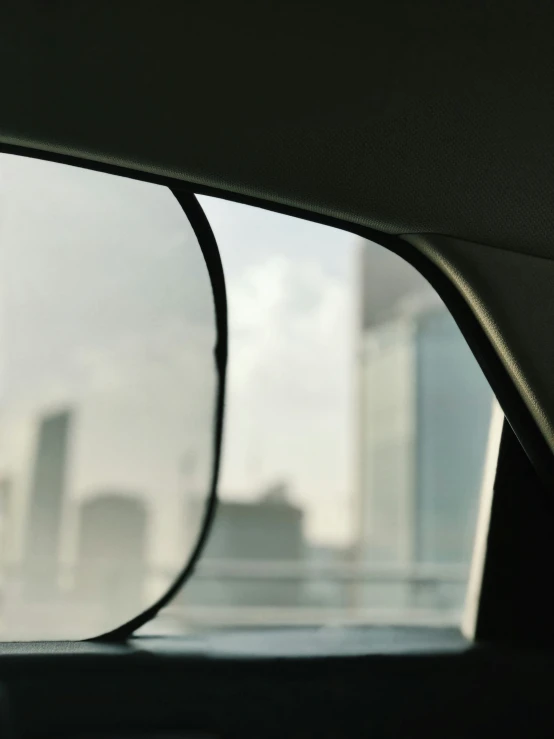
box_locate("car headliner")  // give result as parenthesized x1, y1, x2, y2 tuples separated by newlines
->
(1, 1, 551, 256)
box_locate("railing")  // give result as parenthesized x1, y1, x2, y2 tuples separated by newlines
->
(0, 558, 468, 583)
(191, 559, 467, 583)
(155, 559, 468, 631)
(0, 558, 469, 633)
(159, 604, 463, 629)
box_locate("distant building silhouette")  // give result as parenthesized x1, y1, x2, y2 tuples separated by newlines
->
(74, 493, 147, 623)
(23, 409, 72, 596)
(182, 483, 305, 608)
(355, 241, 492, 610)
(209, 486, 303, 561)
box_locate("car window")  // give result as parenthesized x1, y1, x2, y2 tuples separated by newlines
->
(0, 155, 221, 639)
(0, 156, 499, 640)
(150, 196, 498, 634)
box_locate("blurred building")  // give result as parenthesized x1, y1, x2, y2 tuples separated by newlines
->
(23, 409, 72, 596)
(74, 493, 147, 623)
(355, 241, 493, 610)
(181, 483, 305, 608)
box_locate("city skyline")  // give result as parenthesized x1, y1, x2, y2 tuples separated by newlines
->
(0, 154, 217, 570)
(0, 155, 497, 636)
(0, 160, 364, 563)
(0, 172, 497, 636)
(0, 162, 495, 570)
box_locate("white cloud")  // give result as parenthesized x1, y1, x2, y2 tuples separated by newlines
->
(218, 248, 356, 544)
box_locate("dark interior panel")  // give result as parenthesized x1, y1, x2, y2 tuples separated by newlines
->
(0, 633, 551, 737)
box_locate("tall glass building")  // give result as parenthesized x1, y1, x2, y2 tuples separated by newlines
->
(355, 241, 493, 612)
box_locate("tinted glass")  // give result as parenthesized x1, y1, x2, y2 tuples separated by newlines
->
(0, 155, 218, 639)
(151, 196, 497, 634)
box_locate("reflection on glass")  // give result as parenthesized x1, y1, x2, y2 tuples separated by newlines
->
(0, 155, 217, 639)
(151, 197, 496, 634)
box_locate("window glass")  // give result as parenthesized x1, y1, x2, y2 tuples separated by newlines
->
(153, 197, 497, 633)
(0, 155, 219, 639)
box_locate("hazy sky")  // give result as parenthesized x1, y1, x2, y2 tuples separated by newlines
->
(0, 155, 216, 571)
(199, 196, 360, 544)
(0, 154, 371, 580)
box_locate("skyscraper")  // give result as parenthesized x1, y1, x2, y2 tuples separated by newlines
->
(355, 241, 493, 611)
(23, 409, 72, 596)
(75, 493, 147, 626)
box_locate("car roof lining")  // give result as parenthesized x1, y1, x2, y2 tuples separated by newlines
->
(1, 1, 553, 258)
